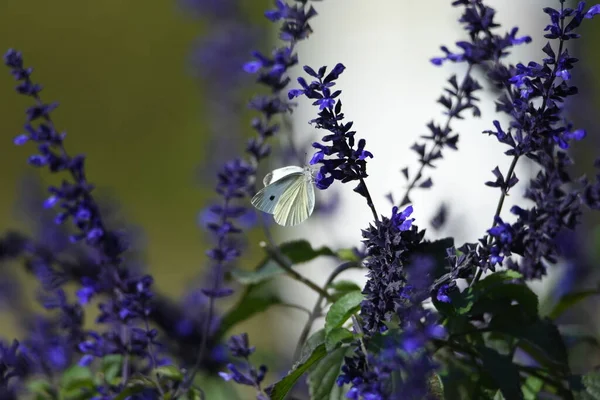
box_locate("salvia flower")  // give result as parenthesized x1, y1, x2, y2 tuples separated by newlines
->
(201, 0, 319, 303)
(219, 333, 268, 400)
(289, 63, 373, 193)
(474, 0, 599, 278)
(0, 340, 31, 399)
(338, 309, 445, 399)
(4, 50, 167, 391)
(187, 1, 322, 388)
(186, 0, 262, 183)
(400, 0, 532, 206)
(4, 49, 126, 266)
(244, 0, 317, 168)
(360, 205, 424, 335)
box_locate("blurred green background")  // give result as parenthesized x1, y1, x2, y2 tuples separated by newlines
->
(0, 0, 273, 348)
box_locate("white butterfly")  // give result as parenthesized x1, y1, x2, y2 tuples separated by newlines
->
(251, 166, 315, 227)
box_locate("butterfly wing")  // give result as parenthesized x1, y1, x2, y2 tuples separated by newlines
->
(263, 166, 304, 187)
(251, 172, 303, 215)
(273, 175, 314, 226)
(307, 178, 315, 217)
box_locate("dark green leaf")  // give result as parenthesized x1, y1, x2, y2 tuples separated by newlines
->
(478, 346, 523, 400)
(450, 270, 524, 316)
(266, 343, 328, 400)
(474, 283, 538, 319)
(277, 240, 336, 263)
(522, 376, 544, 400)
(439, 358, 478, 400)
(327, 280, 362, 301)
(336, 248, 360, 262)
(327, 280, 361, 293)
(231, 240, 335, 285)
(308, 347, 347, 400)
(325, 327, 354, 352)
(548, 290, 599, 320)
(154, 365, 184, 381)
(215, 281, 280, 339)
(578, 371, 600, 399)
(491, 317, 568, 372)
(181, 386, 205, 400)
(101, 354, 123, 385)
(59, 365, 96, 397)
(230, 263, 287, 285)
(494, 391, 506, 400)
(300, 329, 326, 360)
(27, 379, 56, 399)
(325, 291, 363, 334)
(113, 375, 157, 400)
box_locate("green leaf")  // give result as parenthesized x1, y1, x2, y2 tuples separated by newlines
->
(547, 290, 599, 320)
(336, 248, 360, 262)
(231, 240, 335, 285)
(27, 379, 56, 399)
(578, 371, 600, 399)
(522, 375, 544, 400)
(494, 390, 507, 400)
(325, 290, 364, 335)
(113, 375, 157, 400)
(439, 358, 479, 400)
(266, 342, 328, 400)
(215, 281, 281, 339)
(327, 280, 362, 301)
(327, 280, 361, 293)
(478, 346, 523, 400)
(60, 365, 94, 387)
(308, 347, 347, 400)
(451, 271, 532, 317)
(276, 240, 336, 262)
(154, 365, 184, 381)
(325, 327, 354, 352)
(59, 365, 96, 398)
(300, 329, 326, 360)
(101, 354, 123, 385)
(490, 315, 568, 372)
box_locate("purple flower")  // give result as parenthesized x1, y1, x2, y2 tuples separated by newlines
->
(4, 49, 127, 266)
(290, 64, 374, 196)
(0, 340, 31, 397)
(192, 0, 321, 386)
(219, 334, 268, 397)
(401, 0, 532, 206)
(471, 1, 600, 279)
(338, 309, 444, 399)
(360, 206, 425, 334)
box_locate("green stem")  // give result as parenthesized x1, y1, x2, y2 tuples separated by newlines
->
(262, 242, 334, 302)
(293, 261, 360, 360)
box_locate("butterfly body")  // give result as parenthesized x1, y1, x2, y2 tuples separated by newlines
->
(251, 166, 315, 226)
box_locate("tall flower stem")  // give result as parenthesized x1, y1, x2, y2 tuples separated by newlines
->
(257, 212, 332, 300)
(492, 155, 520, 224)
(472, 3, 569, 283)
(400, 64, 474, 206)
(359, 177, 380, 223)
(262, 242, 333, 301)
(293, 261, 360, 360)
